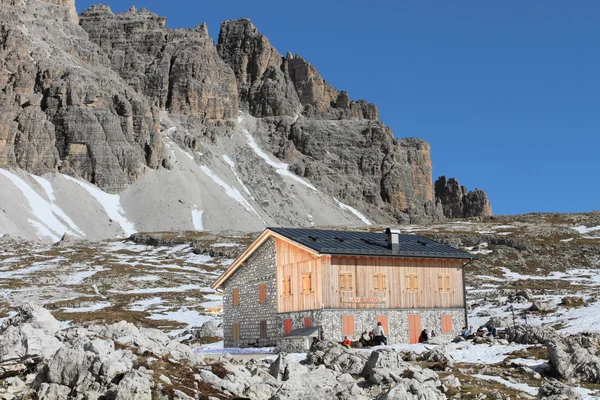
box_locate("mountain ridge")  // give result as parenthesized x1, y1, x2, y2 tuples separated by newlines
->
(0, 0, 491, 241)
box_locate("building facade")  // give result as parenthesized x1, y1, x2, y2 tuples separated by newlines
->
(213, 228, 474, 348)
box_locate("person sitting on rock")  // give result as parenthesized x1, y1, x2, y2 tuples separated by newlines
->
(460, 326, 469, 337)
(487, 323, 497, 337)
(359, 331, 372, 347)
(430, 330, 436, 338)
(371, 321, 387, 345)
(419, 329, 429, 343)
(342, 336, 352, 349)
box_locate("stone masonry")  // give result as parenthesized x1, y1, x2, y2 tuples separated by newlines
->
(222, 238, 278, 347)
(276, 308, 466, 345)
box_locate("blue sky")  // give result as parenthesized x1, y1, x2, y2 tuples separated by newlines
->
(76, 0, 599, 215)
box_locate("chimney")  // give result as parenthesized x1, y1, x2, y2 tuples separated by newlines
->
(385, 228, 401, 251)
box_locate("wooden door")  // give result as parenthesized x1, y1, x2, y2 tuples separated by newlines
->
(408, 314, 421, 344)
(376, 316, 389, 334)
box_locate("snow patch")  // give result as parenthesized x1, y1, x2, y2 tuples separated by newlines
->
(192, 209, 204, 230)
(573, 225, 600, 234)
(63, 175, 136, 237)
(62, 302, 111, 313)
(333, 198, 372, 225)
(222, 155, 254, 198)
(473, 374, 537, 396)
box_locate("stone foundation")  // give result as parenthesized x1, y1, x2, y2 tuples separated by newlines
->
(276, 308, 466, 345)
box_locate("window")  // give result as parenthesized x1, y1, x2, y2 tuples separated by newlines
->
(284, 319, 292, 335)
(374, 273, 387, 292)
(260, 320, 268, 338)
(304, 317, 312, 328)
(406, 274, 419, 293)
(376, 316, 388, 334)
(233, 288, 240, 306)
(441, 315, 453, 334)
(342, 316, 354, 335)
(259, 283, 267, 303)
(302, 272, 312, 294)
(339, 272, 354, 291)
(232, 322, 240, 340)
(282, 276, 291, 297)
(438, 274, 451, 293)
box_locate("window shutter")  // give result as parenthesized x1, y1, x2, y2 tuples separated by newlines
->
(232, 322, 240, 340)
(442, 315, 452, 333)
(342, 316, 354, 335)
(302, 272, 312, 294)
(406, 274, 412, 291)
(233, 288, 239, 306)
(259, 283, 266, 303)
(414, 275, 419, 291)
(374, 273, 380, 291)
(339, 273, 346, 291)
(284, 319, 292, 335)
(382, 273, 387, 291)
(260, 320, 267, 338)
(438, 274, 444, 291)
(445, 275, 451, 292)
(283, 276, 291, 296)
(304, 317, 312, 328)
(348, 273, 354, 290)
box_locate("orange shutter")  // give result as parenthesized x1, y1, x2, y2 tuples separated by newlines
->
(233, 288, 239, 306)
(304, 317, 312, 328)
(342, 316, 354, 335)
(376, 316, 388, 334)
(442, 315, 453, 333)
(232, 322, 240, 340)
(259, 284, 266, 303)
(302, 272, 312, 294)
(284, 319, 292, 335)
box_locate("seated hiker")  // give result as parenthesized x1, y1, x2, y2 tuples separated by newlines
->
(342, 336, 352, 349)
(418, 329, 429, 343)
(430, 330, 436, 338)
(371, 321, 387, 345)
(359, 331, 372, 347)
(460, 326, 469, 337)
(487, 323, 497, 337)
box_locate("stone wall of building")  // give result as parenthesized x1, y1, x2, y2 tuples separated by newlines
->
(276, 308, 466, 345)
(222, 238, 278, 347)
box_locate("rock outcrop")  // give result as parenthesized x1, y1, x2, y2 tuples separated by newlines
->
(435, 176, 493, 219)
(0, 0, 165, 193)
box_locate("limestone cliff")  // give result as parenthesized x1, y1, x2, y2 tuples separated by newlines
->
(0, 1, 491, 227)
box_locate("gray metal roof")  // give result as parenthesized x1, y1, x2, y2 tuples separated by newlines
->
(269, 227, 473, 260)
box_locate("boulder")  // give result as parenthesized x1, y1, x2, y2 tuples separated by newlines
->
(547, 333, 600, 383)
(504, 325, 560, 345)
(114, 370, 153, 400)
(418, 347, 454, 367)
(537, 378, 582, 400)
(530, 300, 557, 313)
(37, 383, 72, 400)
(0, 303, 60, 334)
(191, 320, 223, 338)
(305, 340, 369, 375)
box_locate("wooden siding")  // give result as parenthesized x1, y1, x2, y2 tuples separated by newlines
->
(275, 238, 324, 313)
(322, 256, 465, 309)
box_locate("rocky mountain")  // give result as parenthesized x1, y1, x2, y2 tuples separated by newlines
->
(0, 0, 491, 242)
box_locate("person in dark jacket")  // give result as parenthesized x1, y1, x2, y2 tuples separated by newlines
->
(418, 329, 429, 343)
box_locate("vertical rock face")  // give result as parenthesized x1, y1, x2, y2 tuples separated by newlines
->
(79, 6, 238, 120)
(217, 19, 378, 121)
(0, 0, 164, 192)
(217, 19, 441, 222)
(434, 176, 492, 218)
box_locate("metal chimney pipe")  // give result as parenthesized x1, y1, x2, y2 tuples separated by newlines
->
(385, 228, 401, 251)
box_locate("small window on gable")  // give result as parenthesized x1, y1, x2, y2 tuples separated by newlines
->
(406, 274, 419, 293)
(374, 272, 387, 292)
(282, 276, 291, 297)
(259, 283, 267, 303)
(302, 272, 312, 294)
(233, 287, 240, 306)
(339, 272, 354, 291)
(232, 322, 240, 340)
